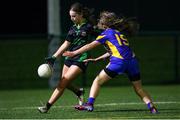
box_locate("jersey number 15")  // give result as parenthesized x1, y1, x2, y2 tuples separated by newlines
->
(115, 34, 129, 46)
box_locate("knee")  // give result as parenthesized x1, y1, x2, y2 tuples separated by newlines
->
(93, 76, 104, 86)
(56, 76, 69, 90)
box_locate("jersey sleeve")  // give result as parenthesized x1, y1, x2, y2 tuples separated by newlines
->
(95, 34, 107, 44)
(65, 27, 75, 43)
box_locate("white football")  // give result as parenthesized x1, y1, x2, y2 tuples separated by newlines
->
(37, 63, 53, 78)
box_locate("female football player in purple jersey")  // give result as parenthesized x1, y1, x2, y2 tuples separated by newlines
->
(63, 11, 158, 114)
(38, 2, 99, 113)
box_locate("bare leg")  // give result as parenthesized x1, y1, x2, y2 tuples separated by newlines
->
(74, 70, 112, 111)
(89, 70, 112, 98)
(61, 65, 82, 96)
(38, 65, 83, 113)
(132, 80, 158, 113)
(48, 65, 82, 105)
(132, 80, 152, 104)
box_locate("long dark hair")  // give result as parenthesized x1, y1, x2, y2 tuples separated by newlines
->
(70, 2, 97, 25)
(98, 11, 139, 36)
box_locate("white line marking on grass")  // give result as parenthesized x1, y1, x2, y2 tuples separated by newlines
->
(96, 101, 180, 106)
(0, 101, 179, 111)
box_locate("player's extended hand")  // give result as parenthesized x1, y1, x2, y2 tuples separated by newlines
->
(83, 58, 96, 63)
(63, 51, 76, 57)
(45, 56, 56, 66)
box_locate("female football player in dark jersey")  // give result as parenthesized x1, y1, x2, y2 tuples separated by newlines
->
(38, 2, 98, 113)
(63, 11, 158, 114)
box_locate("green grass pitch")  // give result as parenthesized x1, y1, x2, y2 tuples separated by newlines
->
(0, 85, 180, 119)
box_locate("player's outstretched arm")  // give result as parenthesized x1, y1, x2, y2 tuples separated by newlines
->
(63, 41, 101, 57)
(83, 52, 110, 63)
(53, 40, 71, 58)
(44, 40, 71, 66)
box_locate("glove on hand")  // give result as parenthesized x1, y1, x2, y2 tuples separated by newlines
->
(45, 56, 56, 66)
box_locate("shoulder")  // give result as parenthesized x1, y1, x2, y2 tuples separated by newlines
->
(102, 29, 117, 36)
(82, 22, 94, 30)
(107, 28, 117, 33)
(67, 26, 75, 35)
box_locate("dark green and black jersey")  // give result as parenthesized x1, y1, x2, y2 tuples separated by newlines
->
(65, 21, 98, 62)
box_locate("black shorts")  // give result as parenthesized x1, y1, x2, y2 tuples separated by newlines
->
(104, 68, 140, 81)
(104, 68, 118, 78)
(64, 60, 88, 72)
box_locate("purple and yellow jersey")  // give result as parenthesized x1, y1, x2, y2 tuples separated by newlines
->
(95, 28, 140, 80)
(95, 28, 135, 62)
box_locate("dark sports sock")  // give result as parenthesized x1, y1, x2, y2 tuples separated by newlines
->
(67, 85, 83, 97)
(76, 90, 82, 97)
(67, 86, 78, 95)
(76, 88, 84, 97)
(46, 102, 52, 110)
(87, 97, 95, 104)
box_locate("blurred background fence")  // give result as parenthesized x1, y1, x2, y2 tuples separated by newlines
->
(0, 31, 179, 89)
